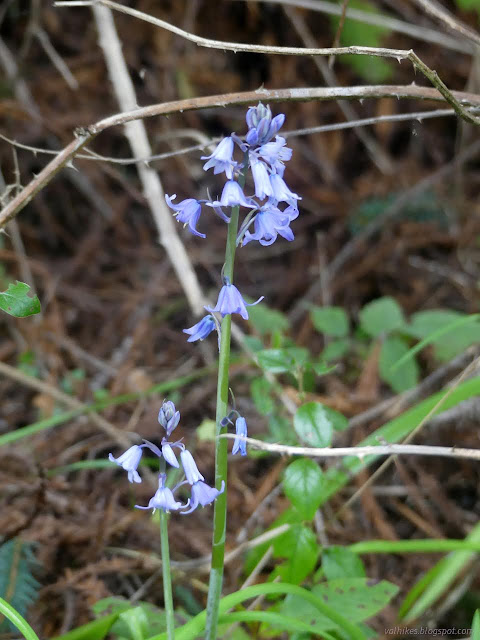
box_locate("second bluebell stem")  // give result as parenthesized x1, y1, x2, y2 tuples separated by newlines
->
(205, 163, 247, 639)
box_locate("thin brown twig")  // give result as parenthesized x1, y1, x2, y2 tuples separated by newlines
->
(219, 434, 480, 462)
(2, 82, 480, 229)
(329, 0, 349, 68)
(411, 0, 480, 47)
(231, 0, 472, 54)
(54, 0, 480, 128)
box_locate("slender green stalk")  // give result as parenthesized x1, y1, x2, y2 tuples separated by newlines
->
(159, 510, 175, 639)
(205, 203, 240, 640)
(206, 160, 249, 638)
(0, 597, 40, 640)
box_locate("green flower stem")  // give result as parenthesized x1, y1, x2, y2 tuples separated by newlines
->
(205, 208, 239, 640)
(206, 162, 248, 639)
(159, 509, 175, 640)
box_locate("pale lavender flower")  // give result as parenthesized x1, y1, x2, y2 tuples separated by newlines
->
(206, 279, 263, 320)
(158, 401, 180, 437)
(258, 136, 292, 173)
(183, 315, 216, 342)
(109, 444, 144, 483)
(181, 480, 225, 515)
(232, 417, 248, 456)
(242, 201, 294, 247)
(161, 440, 180, 468)
(165, 195, 205, 238)
(209, 180, 255, 209)
(269, 174, 301, 208)
(201, 137, 237, 179)
(135, 473, 187, 513)
(250, 154, 273, 200)
(181, 449, 205, 485)
(246, 103, 285, 146)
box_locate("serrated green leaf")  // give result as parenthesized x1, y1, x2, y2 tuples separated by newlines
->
(311, 306, 349, 337)
(247, 302, 290, 335)
(283, 458, 324, 520)
(359, 297, 405, 337)
(379, 335, 419, 393)
(0, 281, 40, 318)
(272, 524, 320, 584)
(281, 579, 398, 631)
(322, 547, 366, 581)
(250, 377, 275, 415)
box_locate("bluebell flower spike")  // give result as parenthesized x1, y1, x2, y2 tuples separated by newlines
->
(181, 480, 225, 515)
(165, 195, 206, 238)
(109, 444, 144, 483)
(232, 416, 248, 456)
(135, 473, 188, 513)
(206, 280, 263, 320)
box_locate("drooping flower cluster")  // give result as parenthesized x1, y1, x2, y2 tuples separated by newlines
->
(165, 102, 300, 249)
(176, 103, 301, 347)
(164, 105, 298, 458)
(109, 400, 225, 514)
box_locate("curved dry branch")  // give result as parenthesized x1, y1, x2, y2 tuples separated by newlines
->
(2, 84, 480, 228)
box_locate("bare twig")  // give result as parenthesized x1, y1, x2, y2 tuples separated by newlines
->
(35, 27, 79, 90)
(283, 5, 394, 174)
(219, 434, 480, 462)
(232, 0, 473, 55)
(55, 0, 480, 128)
(92, 3, 204, 314)
(329, 0, 350, 67)
(411, 0, 480, 47)
(3, 83, 480, 229)
(1, 107, 468, 166)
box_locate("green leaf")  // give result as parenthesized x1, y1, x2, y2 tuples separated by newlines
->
(400, 520, 480, 622)
(257, 347, 309, 374)
(322, 338, 350, 362)
(379, 335, 419, 393)
(322, 547, 366, 581)
(311, 306, 349, 337)
(294, 402, 346, 446)
(250, 377, 275, 415)
(247, 302, 290, 335)
(273, 524, 320, 584)
(472, 610, 480, 640)
(455, 0, 480, 13)
(0, 538, 40, 633)
(196, 419, 216, 442)
(359, 297, 405, 337)
(0, 597, 40, 640)
(283, 459, 324, 520)
(407, 310, 480, 361)
(281, 578, 398, 631)
(334, 1, 393, 83)
(51, 614, 120, 640)
(0, 281, 40, 318)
